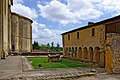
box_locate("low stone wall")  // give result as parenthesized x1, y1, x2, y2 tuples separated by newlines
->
(11, 52, 63, 56)
(106, 33, 120, 73)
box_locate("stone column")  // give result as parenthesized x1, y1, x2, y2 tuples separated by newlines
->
(30, 25, 32, 51)
(63, 47, 66, 57)
(81, 48, 84, 61)
(93, 49, 96, 63)
(77, 49, 79, 59)
(88, 49, 91, 62)
(99, 49, 105, 67)
(0, 0, 3, 59)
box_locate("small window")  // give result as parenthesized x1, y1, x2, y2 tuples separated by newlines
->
(77, 32, 79, 39)
(68, 34, 70, 40)
(92, 28, 95, 36)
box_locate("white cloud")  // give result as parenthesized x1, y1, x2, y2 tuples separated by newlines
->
(91, 0, 120, 15)
(32, 21, 64, 46)
(68, 0, 103, 19)
(37, 0, 120, 25)
(11, 3, 38, 19)
(13, 0, 23, 4)
(37, 0, 103, 25)
(37, 0, 79, 25)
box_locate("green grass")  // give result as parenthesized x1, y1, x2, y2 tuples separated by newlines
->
(27, 57, 87, 69)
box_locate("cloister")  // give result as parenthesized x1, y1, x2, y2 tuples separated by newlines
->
(64, 47, 104, 66)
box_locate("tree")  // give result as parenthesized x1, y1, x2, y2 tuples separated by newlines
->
(40, 44, 47, 50)
(47, 43, 50, 49)
(51, 42, 54, 51)
(56, 43, 60, 52)
(32, 41, 39, 49)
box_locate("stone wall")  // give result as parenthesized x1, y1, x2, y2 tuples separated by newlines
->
(105, 33, 120, 73)
(0, 0, 3, 59)
(11, 13, 32, 52)
(0, 0, 12, 59)
(11, 14, 19, 52)
(62, 24, 106, 67)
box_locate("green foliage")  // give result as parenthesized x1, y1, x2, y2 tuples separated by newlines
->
(56, 43, 60, 52)
(47, 43, 50, 49)
(27, 57, 88, 69)
(32, 41, 63, 52)
(32, 41, 39, 49)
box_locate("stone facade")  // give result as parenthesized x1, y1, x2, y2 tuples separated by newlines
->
(11, 12, 32, 52)
(62, 16, 120, 73)
(0, 0, 12, 59)
(106, 33, 120, 73)
(0, 0, 32, 60)
(62, 24, 105, 67)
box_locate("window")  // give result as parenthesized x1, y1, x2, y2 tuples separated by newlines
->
(77, 32, 79, 39)
(92, 28, 95, 36)
(68, 34, 70, 40)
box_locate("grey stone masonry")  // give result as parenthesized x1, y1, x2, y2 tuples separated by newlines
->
(106, 33, 120, 73)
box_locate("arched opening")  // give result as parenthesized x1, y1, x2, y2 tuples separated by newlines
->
(89, 47, 93, 62)
(75, 47, 77, 58)
(95, 47, 100, 63)
(84, 47, 88, 59)
(66, 47, 69, 57)
(69, 47, 71, 58)
(72, 47, 74, 58)
(79, 47, 82, 58)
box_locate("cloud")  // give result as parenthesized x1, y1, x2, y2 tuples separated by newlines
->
(37, 0, 103, 25)
(68, 0, 103, 19)
(11, 2, 38, 19)
(88, 0, 120, 16)
(13, 0, 23, 4)
(32, 21, 64, 46)
(37, 0, 79, 25)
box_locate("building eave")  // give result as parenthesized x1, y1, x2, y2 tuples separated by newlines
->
(11, 12, 33, 23)
(61, 15, 120, 35)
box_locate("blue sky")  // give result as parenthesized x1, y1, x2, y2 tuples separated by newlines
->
(11, 0, 120, 46)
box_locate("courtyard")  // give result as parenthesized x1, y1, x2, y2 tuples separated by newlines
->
(27, 57, 87, 69)
(0, 56, 119, 80)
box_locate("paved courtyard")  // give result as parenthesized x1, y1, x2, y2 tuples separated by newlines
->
(0, 56, 119, 80)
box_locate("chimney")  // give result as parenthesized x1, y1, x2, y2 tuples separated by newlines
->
(88, 22, 94, 26)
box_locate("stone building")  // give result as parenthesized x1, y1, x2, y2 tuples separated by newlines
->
(0, 0, 13, 59)
(11, 12, 32, 52)
(0, 0, 32, 60)
(62, 15, 120, 73)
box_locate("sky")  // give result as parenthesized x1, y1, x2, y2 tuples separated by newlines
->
(11, 0, 120, 46)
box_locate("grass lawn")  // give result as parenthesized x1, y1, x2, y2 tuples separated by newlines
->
(27, 57, 87, 69)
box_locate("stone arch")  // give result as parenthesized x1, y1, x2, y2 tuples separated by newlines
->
(95, 47, 100, 63)
(69, 47, 71, 57)
(89, 47, 94, 62)
(72, 47, 74, 58)
(84, 47, 88, 59)
(79, 47, 82, 58)
(75, 47, 77, 58)
(65, 47, 69, 57)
